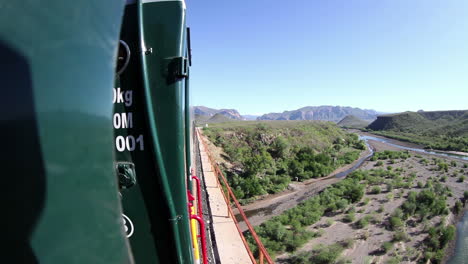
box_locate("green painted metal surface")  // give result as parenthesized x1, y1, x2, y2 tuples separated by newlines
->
(138, 0, 194, 263)
(1, 1, 195, 263)
(0, 1, 133, 263)
(115, 1, 194, 263)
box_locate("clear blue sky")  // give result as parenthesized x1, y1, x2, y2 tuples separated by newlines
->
(187, 0, 468, 115)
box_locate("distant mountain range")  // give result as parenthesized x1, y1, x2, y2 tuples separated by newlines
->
(194, 105, 380, 124)
(257, 106, 378, 122)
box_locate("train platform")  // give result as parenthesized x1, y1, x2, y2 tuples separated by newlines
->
(197, 132, 252, 264)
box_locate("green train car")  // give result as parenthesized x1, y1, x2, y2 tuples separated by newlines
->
(1, 0, 203, 263)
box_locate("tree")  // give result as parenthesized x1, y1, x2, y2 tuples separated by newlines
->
(439, 225, 455, 247)
(272, 136, 290, 158)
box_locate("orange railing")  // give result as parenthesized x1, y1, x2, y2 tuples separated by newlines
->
(196, 128, 274, 264)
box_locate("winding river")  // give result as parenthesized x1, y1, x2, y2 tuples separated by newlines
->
(360, 135, 468, 161)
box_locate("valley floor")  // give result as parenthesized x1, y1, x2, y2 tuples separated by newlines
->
(275, 139, 468, 264)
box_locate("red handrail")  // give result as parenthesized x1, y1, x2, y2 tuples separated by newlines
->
(191, 172, 203, 219)
(187, 190, 208, 264)
(190, 214, 208, 264)
(196, 128, 274, 264)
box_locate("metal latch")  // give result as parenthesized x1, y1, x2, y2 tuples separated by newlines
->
(165, 56, 188, 81)
(116, 162, 137, 189)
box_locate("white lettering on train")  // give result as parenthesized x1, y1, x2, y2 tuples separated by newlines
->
(113, 87, 133, 107)
(113, 112, 133, 129)
(115, 135, 144, 152)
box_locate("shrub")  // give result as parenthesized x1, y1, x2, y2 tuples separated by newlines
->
(362, 197, 371, 205)
(454, 201, 463, 214)
(376, 161, 383, 167)
(343, 212, 355, 223)
(310, 244, 344, 264)
(324, 219, 334, 227)
(458, 175, 466, 182)
(289, 244, 345, 264)
(377, 205, 384, 213)
(389, 216, 404, 231)
(386, 182, 394, 192)
(417, 181, 424, 188)
(386, 193, 394, 201)
(371, 186, 381, 194)
(393, 230, 408, 242)
(438, 162, 449, 172)
(441, 175, 447, 182)
(382, 241, 393, 253)
(355, 216, 370, 229)
(451, 161, 457, 167)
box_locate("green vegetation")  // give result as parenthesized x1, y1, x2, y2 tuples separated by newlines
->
(367, 110, 468, 152)
(203, 121, 365, 200)
(393, 230, 408, 242)
(373, 150, 411, 160)
(289, 244, 344, 264)
(424, 225, 456, 263)
(355, 216, 371, 229)
(400, 186, 449, 220)
(343, 212, 355, 223)
(389, 216, 404, 231)
(437, 162, 449, 172)
(388, 181, 455, 263)
(382, 242, 393, 253)
(454, 201, 463, 214)
(371, 186, 381, 194)
(246, 171, 366, 257)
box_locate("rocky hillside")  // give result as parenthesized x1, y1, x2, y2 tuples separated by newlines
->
(193, 106, 244, 121)
(368, 110, 468, 135)
(337, 115, 371, 128)
(203, 121, 365, 200)
(257, 106, 377, 122)
(367, 110, 468, 151)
